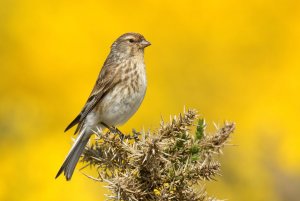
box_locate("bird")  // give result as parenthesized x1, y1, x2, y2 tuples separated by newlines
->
(56, 32, 151, 180)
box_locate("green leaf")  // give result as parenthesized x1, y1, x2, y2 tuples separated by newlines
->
(195, 119, 206, 140)
(190, 145, 200, 154)
(191, 154, 199, 162)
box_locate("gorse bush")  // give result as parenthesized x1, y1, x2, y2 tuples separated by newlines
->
(81, 109, 235, 201)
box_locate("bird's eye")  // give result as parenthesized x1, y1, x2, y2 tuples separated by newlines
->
(129, 39, 135, 43)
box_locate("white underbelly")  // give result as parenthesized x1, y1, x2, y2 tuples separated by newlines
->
(100, 84, 146, 126)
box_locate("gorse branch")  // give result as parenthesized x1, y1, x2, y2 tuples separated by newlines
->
(81, 109, 235, 201)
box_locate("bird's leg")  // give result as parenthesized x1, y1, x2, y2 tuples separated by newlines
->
(112, 126, 126, 140)
(101, 122, 126, 140)
(100, 122, 109, 130)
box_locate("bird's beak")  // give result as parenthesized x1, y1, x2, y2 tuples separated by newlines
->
(140, 40, 151, 48)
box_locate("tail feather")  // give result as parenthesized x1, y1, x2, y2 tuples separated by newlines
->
(56, 130, 90, 180)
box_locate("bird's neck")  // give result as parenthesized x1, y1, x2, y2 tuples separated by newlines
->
(109, 47, 144, 62)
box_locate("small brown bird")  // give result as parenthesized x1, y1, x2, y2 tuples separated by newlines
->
(56, 33, 151, 180)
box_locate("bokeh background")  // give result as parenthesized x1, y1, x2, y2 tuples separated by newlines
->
(1, 0, 300, 200)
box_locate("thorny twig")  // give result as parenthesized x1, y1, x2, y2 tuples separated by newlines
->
(81, 109, 235, 201)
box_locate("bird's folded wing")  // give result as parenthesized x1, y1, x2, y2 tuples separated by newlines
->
(65, 70, 121, 133)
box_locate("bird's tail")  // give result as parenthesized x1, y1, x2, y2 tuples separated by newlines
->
(55, 129, 91, 180)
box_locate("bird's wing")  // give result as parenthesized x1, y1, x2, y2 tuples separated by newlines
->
(65, 63, 121, 133)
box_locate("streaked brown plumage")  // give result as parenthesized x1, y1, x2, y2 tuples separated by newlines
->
(56, 33, 150, 180)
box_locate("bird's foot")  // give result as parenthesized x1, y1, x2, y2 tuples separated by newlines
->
(132, 129, 141, 141)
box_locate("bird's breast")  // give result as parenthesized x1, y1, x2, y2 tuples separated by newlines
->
(121, 60, 147, 110)
(99, 60, 147, 126)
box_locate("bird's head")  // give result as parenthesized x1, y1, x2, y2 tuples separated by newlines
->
(111, 33, 151, 58)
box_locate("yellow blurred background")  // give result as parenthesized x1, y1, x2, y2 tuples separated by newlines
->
(1, 0, 300, 200)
